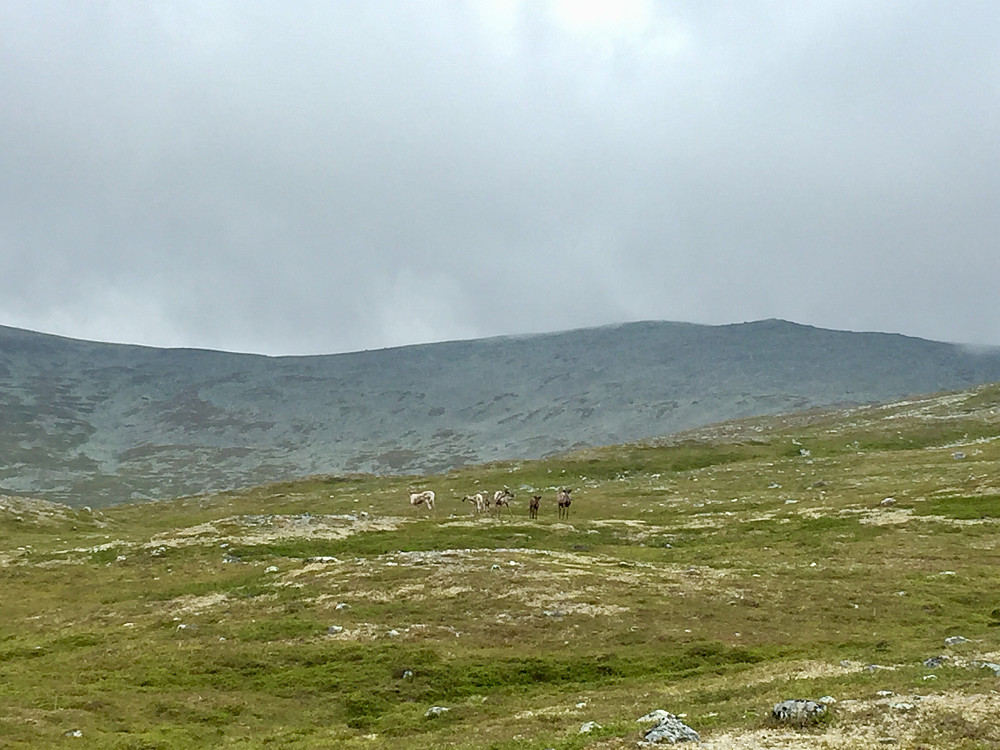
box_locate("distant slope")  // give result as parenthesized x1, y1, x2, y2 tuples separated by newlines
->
(3, 319, 1000, 506)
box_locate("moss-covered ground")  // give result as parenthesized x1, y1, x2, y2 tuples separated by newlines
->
(3, 384, 1000, 747)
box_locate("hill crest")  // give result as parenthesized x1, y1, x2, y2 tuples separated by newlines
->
(3, 319, 1000, 506)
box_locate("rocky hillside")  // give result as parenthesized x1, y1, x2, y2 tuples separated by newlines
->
(3, 318, 1000, 505)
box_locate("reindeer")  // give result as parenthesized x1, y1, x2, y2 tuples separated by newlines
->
(463, 493, 488, 515)
(408, 490, 435, 513)
(557, 488, 572, 519)
(529, 495, 541, 519)
(492, 487, 514, 517)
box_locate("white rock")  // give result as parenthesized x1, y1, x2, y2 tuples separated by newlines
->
(579, 721, 601, 733)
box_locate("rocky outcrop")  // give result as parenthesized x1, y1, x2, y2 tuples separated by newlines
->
(637, 709, 700, 744)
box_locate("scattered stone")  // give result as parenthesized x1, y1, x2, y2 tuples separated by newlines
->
(388, 629, 400, 637)
(864, 664, 888, 672)
(876, 690, 894, 697)
(335, 602, 349, 610)
(264, 565, 278, 573)
(818, 696, 836, 704)
(64, 729, 83, 738)
(637, 710, 700, 744)
(953, 451, 966, 460)
(771, 699, 827, 723)
(425, 706, 449, 718)
(327, 625, 344, 634)
(945, 636, 969, 646)
(638, 710, 674, 724)
(222, 553, 241, 564)
(402, 669, 414, 679)
(768, 482, 782, 489)
(877, 737, 898, 744)
(890, 702, 915, 711)
(880, 497, 896, 507)
(924, 655, 948, 668)
(579, 721, 601, 733)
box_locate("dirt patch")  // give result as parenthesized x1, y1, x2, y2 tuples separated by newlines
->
(144, 513, 410, 549)
(166, 592, 230, 616)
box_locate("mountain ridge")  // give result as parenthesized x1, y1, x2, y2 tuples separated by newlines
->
(3, 318, 1000, 506)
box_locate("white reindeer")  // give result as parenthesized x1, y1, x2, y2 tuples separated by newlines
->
(409, 490, 435, 512)
(463, 493, 488, 515)
(492, 487, 514, 517)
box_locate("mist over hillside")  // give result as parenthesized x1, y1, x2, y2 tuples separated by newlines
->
(3, 319, 1000, 506)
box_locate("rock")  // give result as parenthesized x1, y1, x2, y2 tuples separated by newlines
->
(924, 655, 948, 668)
(579, 721, 601, 733)
(425, 706, 449, 718)
(890, 702, 915, 711)
(978, 662, 1000, 676)
(953, 451, 966, 460)
(945, 636, 969, 646)
(638, 710, 700, 744)
(772, 699, 827, 723)
(880, 497, 896, 507)
(63, 729, 83, 738)
(327, 625, 344, 634)
(265, 565, 278, 573)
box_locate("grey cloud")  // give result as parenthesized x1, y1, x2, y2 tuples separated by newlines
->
(1, 1, 998, 353)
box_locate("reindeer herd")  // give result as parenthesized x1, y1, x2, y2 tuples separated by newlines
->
(409, 487, 572, 519)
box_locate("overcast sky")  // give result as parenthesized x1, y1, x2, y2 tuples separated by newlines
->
(2, 1, 998, 355)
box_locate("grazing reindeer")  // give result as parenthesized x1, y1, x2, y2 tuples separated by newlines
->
(463, 493, 487, 515)
(529, 495, 541, 519)
(409, 490, 435, 513)
(557, 488, 572, 519)
(492, 487, 514, 517)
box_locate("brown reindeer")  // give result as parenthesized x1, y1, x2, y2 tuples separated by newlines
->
(529, 495, 541, 519)
(557, 488, 572, 519)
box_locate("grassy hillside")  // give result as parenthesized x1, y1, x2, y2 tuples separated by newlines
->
(5, 319, 1000, 506)
(3, 384, 1000, 747)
